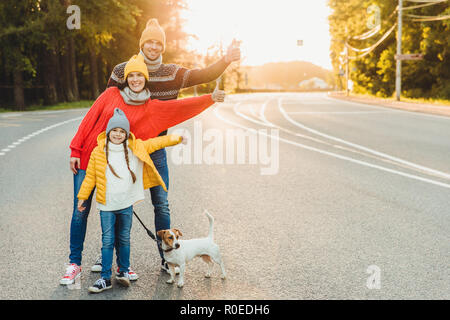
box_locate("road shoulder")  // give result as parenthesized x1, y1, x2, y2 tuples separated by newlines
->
(328, 92, 450, 118)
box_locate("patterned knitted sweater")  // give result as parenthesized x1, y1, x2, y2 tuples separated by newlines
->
(107, 56, 230, 101)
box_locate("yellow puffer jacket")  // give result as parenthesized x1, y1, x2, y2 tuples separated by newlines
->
(77, 131, 182, 205)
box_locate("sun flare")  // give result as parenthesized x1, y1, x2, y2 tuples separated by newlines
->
(181, 0, 332, 69)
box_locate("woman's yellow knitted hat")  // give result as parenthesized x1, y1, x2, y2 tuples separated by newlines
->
(124, 54, 149, 81)
(139, 18, 166, 52)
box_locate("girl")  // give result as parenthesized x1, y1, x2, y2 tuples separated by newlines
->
(77, 108, 184, 293)
(60, 54, 225, 285)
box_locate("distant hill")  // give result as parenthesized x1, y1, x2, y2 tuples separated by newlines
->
(241, 61, 333, 91)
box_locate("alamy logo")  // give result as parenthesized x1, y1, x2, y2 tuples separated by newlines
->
(366, 265, 381, 289)
(170, 121, 280, 175)
(366, 4, 381, 30)
(66, 5, 81, 30)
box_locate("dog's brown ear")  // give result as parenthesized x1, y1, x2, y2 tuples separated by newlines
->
(173, 228, 183, 238)
(157, 230, 166, 239)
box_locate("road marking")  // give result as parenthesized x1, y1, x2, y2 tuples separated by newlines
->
(287, 111, 393, 114)
(0, 116, 83, 157)
(278, 98, 450, 181)
(214, 102, 450, 190)
(235, 101, 331, 145)
(245, 99, 445, 175)
(238, 98, 450, 179)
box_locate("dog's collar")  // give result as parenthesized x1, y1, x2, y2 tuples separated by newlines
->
(163, 246, 178, 253)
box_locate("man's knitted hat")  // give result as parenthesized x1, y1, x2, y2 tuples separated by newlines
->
(124, 54, 149, 81)
(139, 18, 166, 52)
(106, 108, 130, 138)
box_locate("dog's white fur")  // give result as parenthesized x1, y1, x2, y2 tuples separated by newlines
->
(157, 210, 226, 288)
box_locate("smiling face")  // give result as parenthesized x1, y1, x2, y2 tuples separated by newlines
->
(108, 127, 127, 145)
(157, 229, 182, 249)
(142, 39, 163, 61)
(126, 72, 147, 93)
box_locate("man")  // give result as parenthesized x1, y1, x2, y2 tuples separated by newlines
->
(91, 18, 240, 278)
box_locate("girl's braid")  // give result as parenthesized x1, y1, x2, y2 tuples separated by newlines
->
(123, 140, 136, 183)
(106, 137, 121, 179)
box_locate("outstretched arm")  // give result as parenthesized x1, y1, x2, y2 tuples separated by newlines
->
(147, 94, 215, 136)
(147, 84, 225, 135)
(143, 135, 183, 154)
(183, 40, 241, 88)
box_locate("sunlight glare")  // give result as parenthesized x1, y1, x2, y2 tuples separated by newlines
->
(182, 0, 332, 69)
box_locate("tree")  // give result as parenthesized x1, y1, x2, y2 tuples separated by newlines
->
(0, 0, 193, 109)
(328, 0, 450, 99)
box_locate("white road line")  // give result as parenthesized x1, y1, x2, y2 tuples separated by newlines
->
(0, 116, 83, 157)
(241, 98, 450, 178)
(214, 102, 450, 190)
(235, 101, 331, 145)
(278, 98, 450, 181)
(287, 111, 393, 115)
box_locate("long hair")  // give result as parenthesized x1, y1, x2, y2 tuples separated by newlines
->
(122, 139, 136, 184)
(105, 135, 136, 184)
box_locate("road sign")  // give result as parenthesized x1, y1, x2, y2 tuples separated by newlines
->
(395, 53, 424, 60)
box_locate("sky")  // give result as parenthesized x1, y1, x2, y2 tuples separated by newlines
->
(181, 0, 332, 70)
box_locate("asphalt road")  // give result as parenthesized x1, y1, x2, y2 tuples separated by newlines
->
(0, 92, 449, 300)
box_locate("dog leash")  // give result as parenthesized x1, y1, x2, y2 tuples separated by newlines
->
(133, 210, 161, 246)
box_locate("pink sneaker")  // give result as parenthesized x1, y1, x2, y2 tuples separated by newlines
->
(60, 263, 82, 285)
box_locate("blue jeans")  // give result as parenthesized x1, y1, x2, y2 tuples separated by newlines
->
(100, 206, 133, 279)
(150, 148, 171, 260)
(115, 148, 171, 265)
(69, 169, 94, 266)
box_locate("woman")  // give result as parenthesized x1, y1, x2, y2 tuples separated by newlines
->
(60, 54, 225, 285)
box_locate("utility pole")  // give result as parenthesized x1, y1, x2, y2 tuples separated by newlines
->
(395, 0, 403, 101)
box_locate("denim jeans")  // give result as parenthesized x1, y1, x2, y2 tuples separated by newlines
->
(115, 148, 171, 265)
(69, 169, 95, 266)
(149, 148, 171, 259)
(100, 206, 133, 280)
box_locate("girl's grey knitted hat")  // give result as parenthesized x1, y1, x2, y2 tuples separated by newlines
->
(106, 108, 130, 137)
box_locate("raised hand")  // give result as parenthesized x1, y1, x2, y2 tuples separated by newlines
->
(212, 80, 226, 102)
(224, 38, 241, 63)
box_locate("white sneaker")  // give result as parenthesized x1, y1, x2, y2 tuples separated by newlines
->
(60, 263, 82, 285)
(116, 267, 139, 281)
(116, 271, 131, 287)
(91, 255, 102, 272)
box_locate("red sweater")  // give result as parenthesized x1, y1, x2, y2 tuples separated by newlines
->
(70, 87, 214, 170)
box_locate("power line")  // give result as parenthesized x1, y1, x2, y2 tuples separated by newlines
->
(403, 0, 447, 10)
(404, 0, 447, 3)
(350, 6, 398, 41)
(406, 14, 450, 21)
(347, 23, 397, 59)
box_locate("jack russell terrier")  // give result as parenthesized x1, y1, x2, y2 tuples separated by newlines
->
(157, 210, 226, 288)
